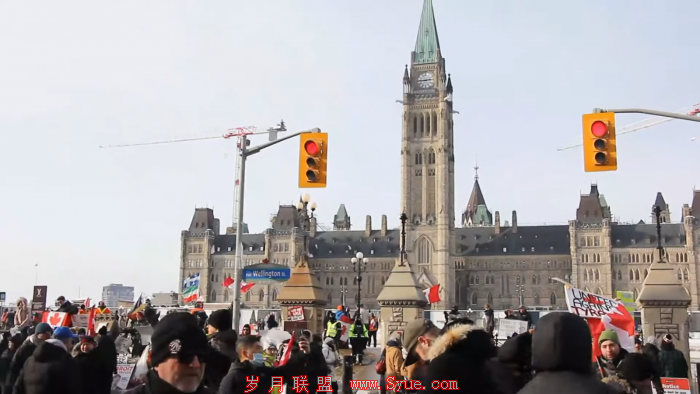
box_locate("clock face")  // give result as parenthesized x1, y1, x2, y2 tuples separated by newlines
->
(417, 72, 434, 88)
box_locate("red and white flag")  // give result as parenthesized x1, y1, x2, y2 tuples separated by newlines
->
(278, 331, 296, 366)
(222, 277, 255, 294)
(564, 285, 635, 361)
(41, 311, 71, 328)
(423, 284, 441, 304)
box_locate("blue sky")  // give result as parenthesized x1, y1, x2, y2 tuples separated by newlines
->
(0, 1, 697, 303)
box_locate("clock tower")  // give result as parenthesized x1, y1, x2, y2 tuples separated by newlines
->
(401, 0, 456, 309)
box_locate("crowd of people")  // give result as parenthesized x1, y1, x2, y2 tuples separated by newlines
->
(378, 305, 690, 394)
(0, 293, 694, 394)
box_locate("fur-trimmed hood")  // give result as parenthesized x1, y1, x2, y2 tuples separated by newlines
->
(602, 375, 634, 394)
(427, 324, 493, 361)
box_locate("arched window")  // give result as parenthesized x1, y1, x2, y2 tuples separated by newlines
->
(245, 290, 251, 302)
(533, 293, 540, 306)
(258, 289, 265, 302)
(634, 270, 640, 281)
(633, 288, 639, 300)
(516, 276, 521, 286)
(416, 237, 433, 265)
(415, 152, 423, 165)
(223, 289, 229, 302)
(584, 270, 589, 282)
(487, 293, 493, 305)
(684, 269, 690, 282)
(536, 275, 541, 285)
(326, 277, 330, 285)
(475, 276, 480, 285)
(272, 288, 278, 302)
(595, 269, 600, 281)
(532, 275, 536, 285)
(428, 150, 436, 164)
(470, 292, 478, 305)
(209, 289, 216, 302)
(549, 292, 557, 305)
(629, 269, 634, 281)
(327, 292, 332, 304)
(617, 270, 622, 281)
(678, 269, 683, 281)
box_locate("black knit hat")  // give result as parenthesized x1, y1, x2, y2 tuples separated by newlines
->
(150, 312, 210, 366)
(207, 309, 232, 331)
(619, 353, 654, 382)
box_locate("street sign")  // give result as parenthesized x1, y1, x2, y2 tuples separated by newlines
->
(32, 285, 48, 311)
(242, 263, 291, 283)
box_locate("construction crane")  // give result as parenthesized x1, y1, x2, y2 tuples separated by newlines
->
(557, 103, 700, 151)
(100, 120, 288, 229)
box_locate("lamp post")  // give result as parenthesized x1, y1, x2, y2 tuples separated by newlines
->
(295, 193, 317, 267)
(351, 252, 369, 308)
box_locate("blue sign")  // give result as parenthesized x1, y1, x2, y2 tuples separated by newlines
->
(243, 265, 291, 282)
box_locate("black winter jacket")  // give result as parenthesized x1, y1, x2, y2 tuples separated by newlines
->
(124, 370, 213, 394)
(13, 341, 81, 394)
(5, 336, 41, 390)
(203, 330, 238, 392)
(218, 354, 308, 394)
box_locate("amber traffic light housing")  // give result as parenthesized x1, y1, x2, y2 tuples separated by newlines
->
(582, 112, 617, 172)
(299, 132, 328, 188)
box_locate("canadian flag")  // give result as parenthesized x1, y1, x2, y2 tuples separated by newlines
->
(41, 311, 71, 328)
(564, 286, 635, 361)
(423, 284, 441, 304)
(222, 277, 255, 294)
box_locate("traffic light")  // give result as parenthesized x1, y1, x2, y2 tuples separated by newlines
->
(582, 112, 617, 172)
(299, 132, 328, 188)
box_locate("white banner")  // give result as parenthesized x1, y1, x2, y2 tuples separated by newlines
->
(564, 286, 618, 318)
(71, 314, 90, 328)
(496, 319, 529, 340)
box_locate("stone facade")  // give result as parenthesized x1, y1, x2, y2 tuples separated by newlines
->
(177, 1, 700, 312)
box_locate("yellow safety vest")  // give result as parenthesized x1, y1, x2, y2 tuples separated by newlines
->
(326, 321, 338, 337)
(349, 324, 368, 338)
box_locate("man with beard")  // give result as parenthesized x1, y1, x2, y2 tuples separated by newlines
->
(124, 312, 211, 394)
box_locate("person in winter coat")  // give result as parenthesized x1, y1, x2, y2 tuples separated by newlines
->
(658, 334, 688, 378)
(641, 344, 665, 394)
(55, 296, 78, 315)
(601, 353, 655, 394)
(399, 319, 440, 393)
(95, 325, 118, 393)
(515, 306, 532, 327)
(13, 299, 30, 330)
(487, 331, 533, 394)
(124, 312, 212, 394)
(218, 334, 310, 394)
(517, 312, 620, 394)
(595, 330, 629, 379)
(321, 337, 339, 394)
(482, 304, 495, 337)
(425, 320, 498, 394)
(5, 323, 53, 390)
(13, 338, 81, 394)
(204, 310, 238, 392)
(0, 334, 22, 394)
(73, 337, 104, 394)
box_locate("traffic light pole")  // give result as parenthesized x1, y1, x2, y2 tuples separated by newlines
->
(595, 108, 700, 123)
(231, 128, 321, 332)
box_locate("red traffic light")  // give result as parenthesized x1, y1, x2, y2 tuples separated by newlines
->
(304, 140, 321, 156)
(590, 120, 608, 138)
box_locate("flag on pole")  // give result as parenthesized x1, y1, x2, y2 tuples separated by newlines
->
(423, 284, 441, 304)
(563, 285, 635, 362)
(182, 273, 201, 304)
(222, 277, 255, 294)
(278, 331, 296, 366)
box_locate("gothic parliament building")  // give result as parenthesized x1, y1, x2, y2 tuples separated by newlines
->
(178, 0, 700, 311)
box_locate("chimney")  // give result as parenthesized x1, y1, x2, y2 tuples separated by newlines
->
(365, 215, 372, 237)
(512, 210, 518, 233)
(381, 215, 388, 236)
(213, 218, 220, 235)
(682, 204, 691, 219)
(494, 211, 501, 234)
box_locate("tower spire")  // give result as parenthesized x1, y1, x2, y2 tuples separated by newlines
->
(414, 0, 441, 65)
(474, 156, 479, 180)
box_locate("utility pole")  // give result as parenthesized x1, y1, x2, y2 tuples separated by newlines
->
(594, 108, 700, 123)
(231, 128, 321, 331)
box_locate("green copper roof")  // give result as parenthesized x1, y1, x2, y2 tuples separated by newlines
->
(414, 0, 441, 64)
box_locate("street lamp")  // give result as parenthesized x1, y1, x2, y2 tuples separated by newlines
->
(351, 251, 369, 307)
(296, 194, 317, 267)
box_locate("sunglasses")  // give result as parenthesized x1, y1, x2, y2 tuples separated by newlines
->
(174, 352, 208, 365)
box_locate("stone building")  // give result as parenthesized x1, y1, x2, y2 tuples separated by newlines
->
(178, 0, 700, 311)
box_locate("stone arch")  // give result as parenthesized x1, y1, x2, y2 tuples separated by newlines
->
(415, 236, 434, 265)
(470, 292, 478, 305)
(549, 292, 557, 305)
